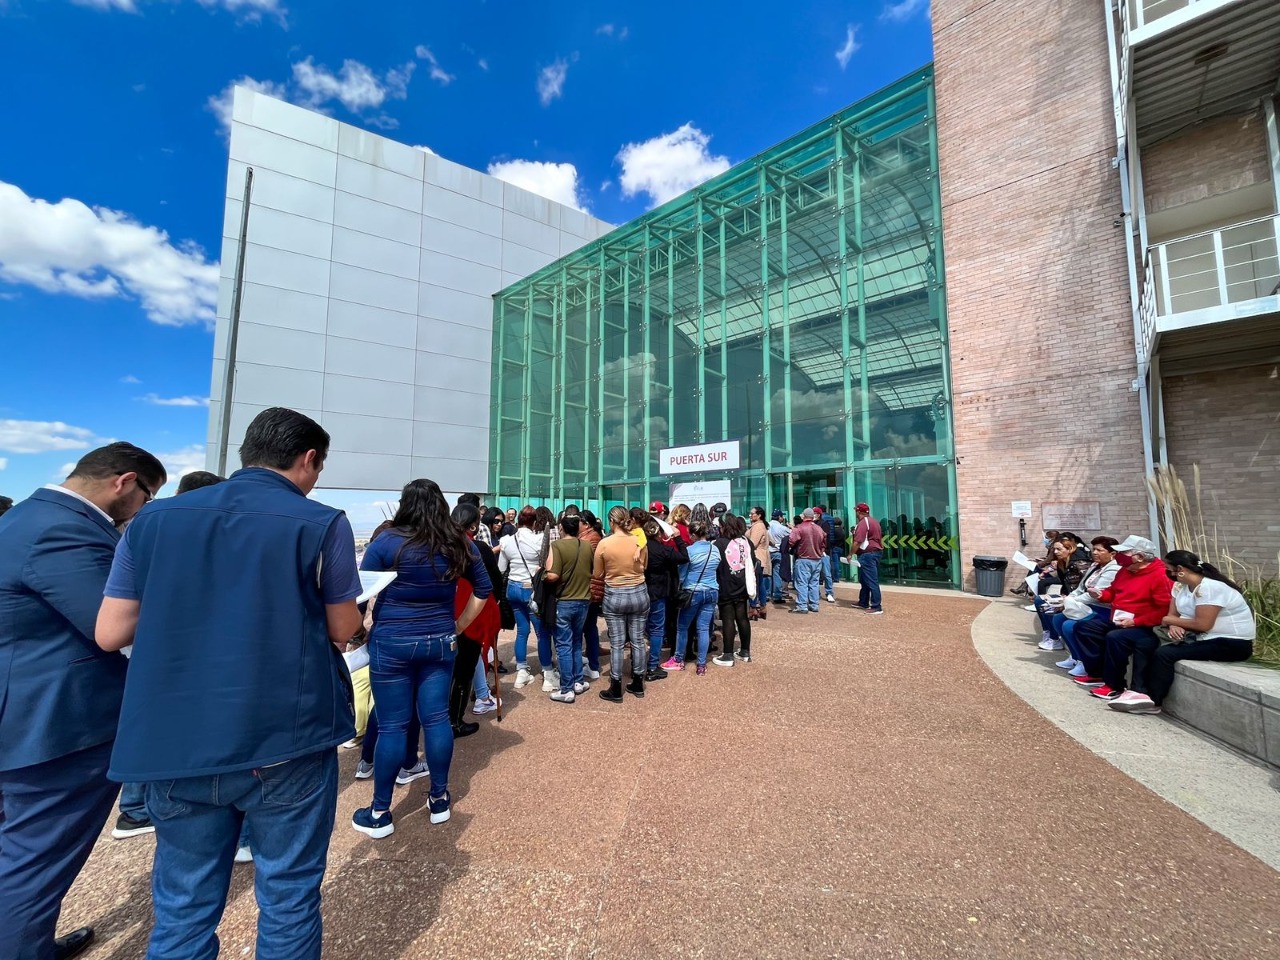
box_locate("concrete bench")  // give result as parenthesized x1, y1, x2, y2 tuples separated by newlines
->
(1164, 659, 1280, 768)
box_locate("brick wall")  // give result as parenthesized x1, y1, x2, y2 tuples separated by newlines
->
(1142, 107, 1272, 217)
(1162, 363, 1280, 571)
(933, 0, 1151, 590)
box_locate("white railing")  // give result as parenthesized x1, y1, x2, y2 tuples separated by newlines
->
(1146, 215, 1280, 318)
(1127, 0, 1216, 31)
(1137, 249, 1159, 366)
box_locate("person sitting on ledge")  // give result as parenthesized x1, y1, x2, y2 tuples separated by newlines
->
(1069, 535, 1172, 702)
(1109, 550, 1256, 715)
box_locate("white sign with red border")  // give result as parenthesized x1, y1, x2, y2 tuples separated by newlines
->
(658, 440, 741, 475)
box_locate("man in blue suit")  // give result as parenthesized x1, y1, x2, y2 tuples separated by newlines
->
(0, 442, 166, 960)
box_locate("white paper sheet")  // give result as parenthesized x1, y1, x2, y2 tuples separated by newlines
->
(357, 571, 398, 604)
(1012, 551, 1038, 571)
(1024, 574, 1040, 594)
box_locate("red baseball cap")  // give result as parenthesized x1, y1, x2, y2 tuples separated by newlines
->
(649, 501, 667, 513)
(856, 502, 871, 513)
(813, 506, 824, 515)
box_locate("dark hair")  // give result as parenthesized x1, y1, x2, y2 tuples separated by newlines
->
(482, 507, 504, 529)
(629, 506, 649, 530)
(388, 478, 472, 579)
(68, 441, 166, 490)
(517, 506, 537, 529)
(1060, 531, 1081, 545)
(458, 493, 481, 507)
(534, 505, 556, 533)
(816, 504, 828, 512)
(750, 505, 765, 520)
(580, 509, 602, 534)
(688, 519, 709, 540)
(451, 502, 480, 531)
(564, 503, 580, 515)
(560, 515, 581, 537)
(719, 513, 746, 539)
(690, 503, 710, 526)
(1044, 529, 1061, 540)
(642, 518, 661, 540)
(1164, 550, 1242, 593)
(711, 502, 727, 517)
(370, 519, 394, 541)
(239, 408, 330, 471)
(176, 471, 224, 495)
(1091, 536, 1119, 550)
(0, 495, 13, 517)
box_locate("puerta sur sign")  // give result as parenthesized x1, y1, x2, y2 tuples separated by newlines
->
(658, 440, 742, 476)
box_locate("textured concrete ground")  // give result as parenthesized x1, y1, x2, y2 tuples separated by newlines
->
(60, 589, 1280, 958)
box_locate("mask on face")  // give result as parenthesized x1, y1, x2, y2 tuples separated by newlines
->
(1166, 568, 1177, 581)
(1115, 552, 1135, 568)
(1043, 537, 1051, 547)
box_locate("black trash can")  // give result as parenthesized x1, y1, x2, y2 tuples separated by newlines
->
(972, 556, 1009, 598)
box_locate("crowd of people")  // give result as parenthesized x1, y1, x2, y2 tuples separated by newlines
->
(1017, 529, 1257, 715)
(0, 405, 895, 960)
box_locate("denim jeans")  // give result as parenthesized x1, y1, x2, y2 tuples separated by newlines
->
(675, 588, 718, 665)
(830, 548, 844, 583)
(820, 555, 833, 593)
(120, 780, 147, 818)
(856, 551, 882, 609)
(360, 706, 421, 768)
(646, 597, 667, 671)
(472, 655, 491, 700)
(768, 551, 783, 600)
(507, 581, 553, 671)
(555, 599, 589, 692)
(144, 749, 338, 960)
(603, 584, 650, 680)
(1062, 609, 1107, 667)
(368, 632, 456, 808)
(794, 558, 822, 611)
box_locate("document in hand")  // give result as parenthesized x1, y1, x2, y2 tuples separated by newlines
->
(357, 571, 398, 604)
(1012, 551, 1039, 571)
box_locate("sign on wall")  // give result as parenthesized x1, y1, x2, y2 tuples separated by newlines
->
(1042, 501, 1103, 531)
(669, 479, 733, 509)
(658, 440, 741, 475)
(1010, 500, 1033, 518)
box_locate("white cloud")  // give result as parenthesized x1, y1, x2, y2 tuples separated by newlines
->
(156, 444, 208, 494)
(0, 419, 98, 454)
(0, 181, 219, 327)
(120, 374, 142, 384)
(0, 458, 8, 471)
(595, 24, 628, 39)
(477, 58, 489, 71)
(207, 76, 289, 135)
(414, 45, 455, 85)
(411, 144, 436, 155)
(835, 25, 860, 69)
(487, 159, 588, 212)
(880, 0, 930, 23)
(74, 0, 287, 21)
(293, 56, 413, 113)
(70, 0, 138, 9)
(141, 393, 210, 407)
(616, 123, 731, 208)
(537, 58, 570, 106)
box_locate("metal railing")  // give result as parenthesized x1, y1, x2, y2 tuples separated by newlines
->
(1137, 249, 1159, 366)
(1144, 214, 1280, 319)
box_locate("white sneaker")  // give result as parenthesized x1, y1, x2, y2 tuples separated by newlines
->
(550, 689, 575, 703)
(573, 680, 590, 695)
(712, 654, 735, 667)
(1109, 690, 1155, 712)
(234, 846, 253, 864)
(514, 668, 535, 689)
(340, 736, 362, 749)
(542, 669, 560, 692)
(396, 760, 429, 786)
(354, 759, 374, 780)
(1055, 656, 1078, 670)
(583, 666, 601, 680)
(1023, 603, 1038, 611)
(1037, 637, 1064, 651)
(472, 695, 497, 715)
(1041, 630, 1052, 643)
(826, 593, 835, 603)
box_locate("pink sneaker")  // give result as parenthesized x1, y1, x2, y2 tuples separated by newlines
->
(695, 664, 707, 676)
(661, 657, 684, 671)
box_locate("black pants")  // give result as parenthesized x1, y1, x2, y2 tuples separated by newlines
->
(450, 635, 483, 726)
(719, 598, 751, 657)
(1148, 637, 1253, 705)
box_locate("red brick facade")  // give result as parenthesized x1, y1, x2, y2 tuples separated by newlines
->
(933, 0, 1151, 589)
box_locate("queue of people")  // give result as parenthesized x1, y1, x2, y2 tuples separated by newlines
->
(1021, 531, 1257, 715)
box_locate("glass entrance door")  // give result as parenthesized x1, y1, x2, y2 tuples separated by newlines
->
(767, 469, 845, 525)
(853, 461, 958, 587)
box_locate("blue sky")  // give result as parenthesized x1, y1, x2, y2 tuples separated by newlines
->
(0, 0, 932, 529)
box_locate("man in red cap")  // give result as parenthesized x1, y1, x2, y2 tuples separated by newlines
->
(852, 503, 884, 614)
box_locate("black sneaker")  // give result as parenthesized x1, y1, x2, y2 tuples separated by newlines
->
(111, 812, 155, 839)
(644, 667, 668, 681)
(736, 651, 752, 663)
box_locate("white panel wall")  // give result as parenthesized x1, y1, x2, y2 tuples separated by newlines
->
(208, 88, 614, 494)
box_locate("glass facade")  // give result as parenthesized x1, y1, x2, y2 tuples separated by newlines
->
(490, 67, 960, 586)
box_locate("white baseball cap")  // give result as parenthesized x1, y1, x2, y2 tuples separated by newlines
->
(1114, 535, 1157, 554)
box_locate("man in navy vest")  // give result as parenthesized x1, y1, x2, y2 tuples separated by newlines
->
(96, 408, 363, 960)
(0, 442, 167, 960)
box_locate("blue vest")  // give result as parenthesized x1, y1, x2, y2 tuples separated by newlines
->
(108, 468, 356, 782)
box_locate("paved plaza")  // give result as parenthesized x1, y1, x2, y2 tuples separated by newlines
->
(60, 591, 1280, 958)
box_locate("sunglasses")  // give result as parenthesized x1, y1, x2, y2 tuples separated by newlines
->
(135, 477, 155, 502)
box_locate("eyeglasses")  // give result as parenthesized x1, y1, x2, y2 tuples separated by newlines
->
(135, 477, 155, 503)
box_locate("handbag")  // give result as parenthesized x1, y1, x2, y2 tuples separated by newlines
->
(678, 547, 714, 609)
(1062, 595, 1093, 620)
(535, 540, 585, 626)
(497, 577, 516, 631)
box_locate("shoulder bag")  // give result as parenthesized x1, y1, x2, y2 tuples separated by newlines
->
(677, 546, 714, 609)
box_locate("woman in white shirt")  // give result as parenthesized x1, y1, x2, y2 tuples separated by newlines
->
(496, 506, 557, 691)
(1109, 549, 1255, 715)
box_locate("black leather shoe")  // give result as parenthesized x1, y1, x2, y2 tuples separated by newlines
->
(54, 927, 95, 960)
(452, 721, 480, 738)
(644, 667, 668, 681)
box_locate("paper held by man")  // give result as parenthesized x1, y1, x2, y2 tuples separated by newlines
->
(357, 571, 397, 604)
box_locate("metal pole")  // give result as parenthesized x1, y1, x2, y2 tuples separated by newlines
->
(217, 166, 254, 476)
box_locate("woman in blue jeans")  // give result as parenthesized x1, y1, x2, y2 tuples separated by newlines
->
(352, 478, 491, 839)
(664, 521, 721, 675)
(497, 506, 556, 691)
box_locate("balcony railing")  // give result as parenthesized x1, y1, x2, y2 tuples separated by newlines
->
(1146, 215, 1280, 320)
